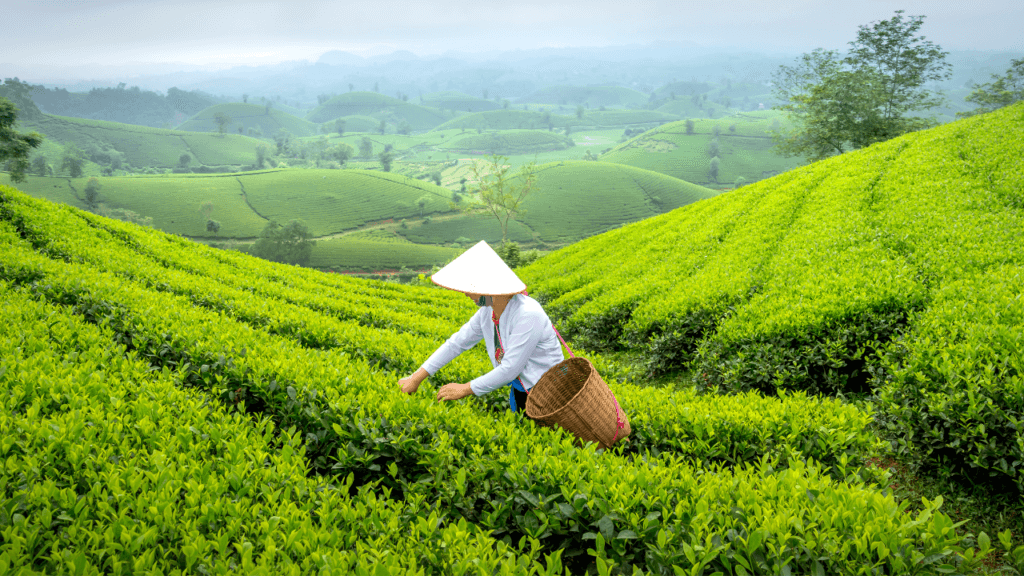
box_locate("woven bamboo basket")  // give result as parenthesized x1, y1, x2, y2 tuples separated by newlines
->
(525, 357, 630, 450)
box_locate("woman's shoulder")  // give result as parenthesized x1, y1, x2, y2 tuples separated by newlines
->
(513, 294, 550, 320)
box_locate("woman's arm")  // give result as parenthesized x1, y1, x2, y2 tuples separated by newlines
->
(399, 367, 429, 394)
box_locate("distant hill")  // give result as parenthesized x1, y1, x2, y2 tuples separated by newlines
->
(600, 114, 804, 187)
(3, 168, 455, 240)
(21, 114, 266, 170)
(27, 84, 221, 128)
(431, 109, 678, 132)
(398, 161, 718, 246)
(305, 92, 447, 130)
(520, 85, 649, 108)
(437, 130, 575, 155)
(332, 115, 386, 133)
(420, 91, 501, 113)
(177, 103, 319, 137)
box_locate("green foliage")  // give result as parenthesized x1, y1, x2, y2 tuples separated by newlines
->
(960, 57, 1024, 117)
(772, 11, 951, 160)
(0, 97, 44, 183)
(60, 142, 85, 177)
(250, 219, 315, 266)
(83, 176, 101, 208)
(378, 149, 394, 172)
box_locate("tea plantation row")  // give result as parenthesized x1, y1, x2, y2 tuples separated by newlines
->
(519, 101, 1024, 495)
(0, 184, 991, 574)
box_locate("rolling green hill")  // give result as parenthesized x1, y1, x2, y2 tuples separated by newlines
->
(2, 168, 455, 240)
(22, 114, 266, 169)
(398, 161, 718, 247)
(521, 85, 649, 107)
(437, 130, 575, 155)
(521, 102, 1024, 499)
(431, 109, 677, 132)
(305, 92, 447, 130)
(420, 91, 501, 112)
(332, 114, 384, 133)
(177, 103, 319, 137)
(600, 115, 804, 187)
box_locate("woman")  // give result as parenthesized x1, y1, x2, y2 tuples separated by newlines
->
(399, 241, 565, 413)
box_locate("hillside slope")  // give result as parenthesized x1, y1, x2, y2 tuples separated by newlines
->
(177, 103, 319, 137)
(0, 181, 976, 574)
(305, 92, 446, 129)
(600, 114, 804, 187)
(521, 102, 1024, 493)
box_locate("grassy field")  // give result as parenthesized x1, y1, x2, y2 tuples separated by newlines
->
(177, 103, 319, 137)
(436, 130, 576, 155)
(600, 114, 805, 187)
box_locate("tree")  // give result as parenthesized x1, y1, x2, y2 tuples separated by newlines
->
(0, 97, 44, 183)
(959, 58, 1024, 117)
(179, 153, 192, 168)
(84, 177, 102, 208)
(206, 219, 221, 234)
(685, 119, 694, 135)
(397, 120, 411, 135)
(377, 119, 387, 135)
(61, 143, 85, 178)
(772, 11, 950, 161)
(709, 157, 720, 182)
(242, 94, 249, 103)
(250, 220, 315, 266)
(359, 137, 373, 158)
(378, 150, 394, 172)
(430, 171, 442, 186)
(335, 118, 345, 137)
(214, 112, 231, 135)
(708, 138, 719, 158)
(576, 105, 585, 119)
(31, 155, 50, 177)
(463, 154, 538, 246)
(255, 145, 268, 169)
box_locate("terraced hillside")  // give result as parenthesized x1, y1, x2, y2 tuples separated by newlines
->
(600, 114, 804, 187)
(521, 102, 1024, 498)
(437, 130, 576, 155)
(0, 180, 986, 574)
(177, 103, 319, 137)
(396, 162, 718, 247)
(22, 114, 266, 169)
(306, 92, 447, 130)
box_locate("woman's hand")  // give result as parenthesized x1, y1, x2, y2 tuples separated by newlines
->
(399, 367, 429, 395)
(437, 383, 475, 402)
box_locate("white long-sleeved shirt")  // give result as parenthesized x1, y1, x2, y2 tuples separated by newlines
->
(420, 294, 566, 396)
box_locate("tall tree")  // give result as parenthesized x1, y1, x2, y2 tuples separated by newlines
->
(60, 143, 86, 178)
(0, 97, 44, 183)
(959, 58, 1024, 117)
(772, 11, 950, 161)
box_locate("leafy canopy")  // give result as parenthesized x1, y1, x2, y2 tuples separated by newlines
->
(0, 96, 44, 183)
(960, 58, 1024, 117)
(772, 10, 950, 161)
(250, 219, 315, 266)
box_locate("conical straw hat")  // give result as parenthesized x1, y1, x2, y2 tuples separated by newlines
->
(431, 241, 526, 295)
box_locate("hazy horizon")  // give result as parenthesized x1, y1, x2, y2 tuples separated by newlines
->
(3, 0, 1022, 83)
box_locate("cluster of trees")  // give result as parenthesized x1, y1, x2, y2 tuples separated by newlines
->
(26, 83, 219, 128)
(772, 11, 961, 161)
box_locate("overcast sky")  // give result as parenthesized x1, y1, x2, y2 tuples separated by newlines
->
(4, 0, 1023, 70)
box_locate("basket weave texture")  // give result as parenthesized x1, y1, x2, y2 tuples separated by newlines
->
(525, 357, 630, 450)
